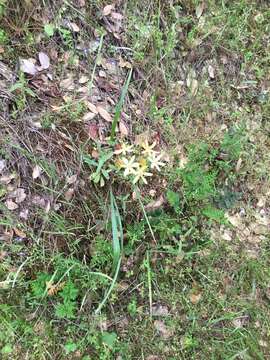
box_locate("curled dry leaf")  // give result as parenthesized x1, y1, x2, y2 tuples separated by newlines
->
(119, 121, 129, 137)
(102, 4, 114, 16)
(19, 59, 37, 75)
(38, 52, 50, 70)
(60, 77, 74, 90)
(5, 199, 19, 210)
(0, 173, 16, 184)
(32, 165, 42, 179)
(97, 106, 112, 122)
(69, 22, 80, 32)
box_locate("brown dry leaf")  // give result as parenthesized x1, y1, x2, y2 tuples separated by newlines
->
(88, 124, 99, 141)
(97, 106, 112, 122)
(196, 2, 205, 18)
(119, 121, 129, 137)
(14, 188, 26, 203)
(145, 196, 165, 212)
(0, 46, 4, 54)
(14, 228, 27, 238)
(119, 57, 132, 69)
(189, 291, 202, 304)
(86, 102, 98, 114)
(102, 4, 114, 16)
(19, 209, 29, 220)
(46, 281, 65, 296)
(32, 165, 42, 179)
(67, 174, 77, 185)
(64, 188, 74, 201)
(154, 320, 172, 339)
(5, 199, 19, 210)
(235, 158, 242, 172)
(99, 70, 107, 78)
(83, 112, 97, 121)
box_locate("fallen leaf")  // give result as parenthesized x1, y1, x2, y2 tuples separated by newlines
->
(14, 188, 26, 203)
(67, 174, 77, 185)
(189, 291, 202, 304)
(99, 70, 107, 78)
(38, 52, 50, 70)
(32, 195, 46, 208)
(79, 75, 89, 84)
(14, 228, 27, 238)
(208, 64, 215, 79)
(154, 320, 172, 339)
(0, 159, 6, 172)
(119, 121, 129, 137)
(5, 199, 19, 210)
(60, 77, 74, 90)
(88, 124, 99, 140)
(196, 3, 205, 18)
(97, 106, 112, 122)
(32, 165, 42, 179)
(86, 102, 98, 114)
(19, 59, 37, 75)
(152, 304, 169, 317)
(83, 112, 97, 121)
(190, 78, 198, 96)
(111, 12, 124, 21)
(119, 57, 132, 69)
(19, 209, 29, 220)
(235, 158, 242, 172)
(64, 188, 74, 201)
(102, 4, 114, 16)
(69, 22, 80, 32)
(145, 196, 165, 212)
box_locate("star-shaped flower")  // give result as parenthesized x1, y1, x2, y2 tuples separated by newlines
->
(114, 143, 134, 156)
(149, 153, 165, 171)
(132, 166, 153, 184)
(140, 140, 157, 158)
(122, 156, 139, 177)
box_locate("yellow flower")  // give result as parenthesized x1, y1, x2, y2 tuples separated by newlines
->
(114, 143, 134, 156)
(122, 156, 139, 177)
(149, 153, 165, 171)
(140, 140, 157, 158)
(133, 166, 153, 184)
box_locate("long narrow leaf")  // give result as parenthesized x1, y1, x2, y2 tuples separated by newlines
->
(110, 69, 133, 141)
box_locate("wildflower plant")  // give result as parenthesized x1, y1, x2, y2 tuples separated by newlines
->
(84, 139, 166, 187)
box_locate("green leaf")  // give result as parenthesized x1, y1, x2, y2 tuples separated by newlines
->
(1, 344, 13, 355)
(44, 23, 55, 37)
(111, 69, 132, 141)
(60, 281, 78, 301)
(102, 331, 117, 348)
(166, 190, 180, 212)
(55, 301, 76, 319)
(64, 342, 77, 354)
(202, 206, 225, 223)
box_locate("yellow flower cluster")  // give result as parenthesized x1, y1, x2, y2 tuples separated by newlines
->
(115, 140, 165, 184)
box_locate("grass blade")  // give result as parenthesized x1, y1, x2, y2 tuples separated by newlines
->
(110, 68, 133, 141)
